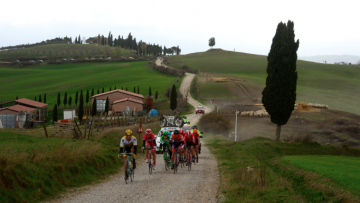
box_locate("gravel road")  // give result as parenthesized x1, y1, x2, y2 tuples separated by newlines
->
(45, 69, 220, 203)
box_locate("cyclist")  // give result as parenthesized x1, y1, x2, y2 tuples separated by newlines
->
(184, 130, 196, 165)
(142, 129, 157, 170)
(192, 129, 200, 163)
(118, 129, 137, 169)
(178, 128, 185, 162)
(170, 129, 184, 169)
(160, 131, 173, 167)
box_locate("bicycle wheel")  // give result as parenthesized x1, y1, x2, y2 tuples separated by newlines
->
(165, 152, 169, 171)
(188, 151, 191, 171)
(181, 154, 185, 168)
(159, 116, 167, 127)
(174, 116, 184, 127)
(149, 157, 152, 174)
(174, 153, 177, 174)
(131, 168, 134, 182)
(124, 160, 129, 184)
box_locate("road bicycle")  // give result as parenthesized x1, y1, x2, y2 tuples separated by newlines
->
(173, 148, 181, 174)
(163, 145, 171, 171)
(143, 147, 154, 174)
(119, 152, 135, 184)
(159, 115, 184, 128)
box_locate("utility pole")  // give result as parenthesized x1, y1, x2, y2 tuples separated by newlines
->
(235, 110, 238, 141)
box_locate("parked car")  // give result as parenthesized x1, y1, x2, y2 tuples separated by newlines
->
(106, 57, 111, 60)
(84, 58, 89, 60)
(29, 60, 35, 63)
(129, 57, 134, 60)
(69, 58, 74, 61)
(98, 57, 103, 60)
(121, 56, 126, 59)
(195, 106, 205, 114)
(38, 60, 43, 63)
(90, 58, 95, 60)
(15, 60, 20, 63)
(61, 58, 67, 61)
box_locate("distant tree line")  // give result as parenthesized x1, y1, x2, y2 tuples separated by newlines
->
(0, 36, 72, 51)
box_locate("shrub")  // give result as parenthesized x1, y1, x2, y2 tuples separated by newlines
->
(199, 112, 230, 134)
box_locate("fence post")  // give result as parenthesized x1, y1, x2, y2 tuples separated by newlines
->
(41, 115, 48, 138)
(84, 117, 88, 137)
(102, 113, 108, 131)
(97, 112, 103, 132)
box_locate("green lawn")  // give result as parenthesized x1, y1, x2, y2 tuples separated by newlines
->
(0, 61, 178, 107)
(283, 155, 360, 191)
(168, 50, 360, 115)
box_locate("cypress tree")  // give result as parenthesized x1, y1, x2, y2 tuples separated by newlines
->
(97, 89, 99, 94)
(57, 92, 61, 107)
(91, 88, 94, 96)
(170, 85, 177, 110)
(122, 87, 123, 90)
(92, 98, 97, 116)
(102, 87, 104, 93)
(79, 34, 81, 44)
(53, 104, 58, 123)
(68, 96, 72, 106)
(98, 34, 100, 44)
(105, 97, 109, 113)
(44, 93, 46, 104)
(149, 86, 152, 96)
(39, 94, 42, 103)
(110, 87, 112, 91)
(16, 96, 18, 100)
(137, 86, 139, 94)
(86, 89, 89, 106)
(114, 86, 116, 90)
(155, 90, 158, 100)
(63, 92, 67, 107)
(262, 20, 299, 142)
(133, 86, 136, 93)
(75, 91, 78, 106)
(126, 87, 128, 91)
(79, 90, 84, 122)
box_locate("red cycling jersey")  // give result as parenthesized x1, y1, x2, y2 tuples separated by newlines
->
(143, 133, 156, 148)
(193, 133, 200, 140)
(184, 134, 195, 143)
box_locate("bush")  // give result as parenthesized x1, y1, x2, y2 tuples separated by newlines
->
(199, 112, 230, 134)
(181, 65, 198, 73)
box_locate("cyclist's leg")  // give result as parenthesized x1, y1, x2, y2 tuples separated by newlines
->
(191, 145, 196, 157)
(145, 142, 150, 162)
(185, 147, 189, 160)
(152, 147, 156, 165)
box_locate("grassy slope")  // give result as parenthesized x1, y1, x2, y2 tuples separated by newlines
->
(283, 155, 360, 191)
(0, 61, 177, 107)
(168, 50, 360, 115)
(206, 136, 360, 202)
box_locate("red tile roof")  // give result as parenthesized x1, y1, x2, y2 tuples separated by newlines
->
(91, 89, 144, 99)
(15, 98, 48, 108)
(2, 105, 36, 112)
(113, 98, 143, 104)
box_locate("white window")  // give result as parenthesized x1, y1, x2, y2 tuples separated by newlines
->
(96, 100, 106, 111)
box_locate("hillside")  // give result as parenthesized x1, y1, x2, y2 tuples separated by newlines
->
(0, 61, 177, 107)
(167, 50, 360, 115)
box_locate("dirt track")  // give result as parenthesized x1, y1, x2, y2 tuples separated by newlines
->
(45, 67, 220, 203)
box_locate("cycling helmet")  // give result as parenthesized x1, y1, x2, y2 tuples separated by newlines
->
(182, 116, 187, 119)
(185, 130, 191, 136)
(163, 131, 169, 136)
(125, 129, 133, 136)
(146, 129, 152, 135)
(192, 125, 197, 129)
(193, 129, 198, 134)
(174, 130, 179, 135)
(178, 129, 185, 134)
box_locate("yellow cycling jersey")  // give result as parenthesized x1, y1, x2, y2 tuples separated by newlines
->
(120, 136, 138, 148)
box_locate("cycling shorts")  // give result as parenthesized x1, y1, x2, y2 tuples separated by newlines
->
(145, 141, 156, 151)
(172, 142, 184, 152)
(186, 142, 195, 148)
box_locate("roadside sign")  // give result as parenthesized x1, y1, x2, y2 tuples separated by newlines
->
(137, 121, 143, 133)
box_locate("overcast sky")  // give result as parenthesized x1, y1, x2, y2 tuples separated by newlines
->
(1, 0, 359, 56)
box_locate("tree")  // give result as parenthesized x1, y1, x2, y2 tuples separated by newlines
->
(53, 104, 58, 123)
(57, 92, 61, 107)
(110, 87, 112, 91)
(44, 93, 46, 104)
(155, 90, 158, 100)
(170, 84, 177, 110)
(262, 20, 299, 142)
(137, 86, 139, 94)
(91, 88, 94, 96)
(39, 94, 42, 103)
(105, 97, 109, 113)
(208, 37, 215, 49)
(16, 96, 18, 100)
(102, 87, 104, 93)
(114, 86, 116, 90)
(149, 86, 152, 96)
(75, 91, 78, 106)
(97, 89, 99, 94)
(92, 98, 97, 116)
(78, 34, 81, 44)
(68, 96, 72, 106)
(63, 92, 67, 107)
(133, 86, 136, 93)
(79, 90, 84, 123)
(126, 87, 128, 91)
(86, 89, 89, 106)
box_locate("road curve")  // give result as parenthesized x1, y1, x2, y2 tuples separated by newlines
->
(45, 66, 219, 203)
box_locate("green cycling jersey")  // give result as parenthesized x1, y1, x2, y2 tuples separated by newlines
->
(160, 135, 171, 147)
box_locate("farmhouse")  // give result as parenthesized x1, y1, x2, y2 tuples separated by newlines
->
(14, 98, 48, 121)
(0, 105, 37, 128)
(91, 89, 144, 114)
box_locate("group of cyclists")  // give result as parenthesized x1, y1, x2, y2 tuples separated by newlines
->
(118, 127, 201, 171)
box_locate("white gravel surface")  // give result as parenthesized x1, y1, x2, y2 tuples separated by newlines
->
(45, 69, 219, 203)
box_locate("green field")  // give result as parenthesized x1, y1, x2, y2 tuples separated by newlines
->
(168, 50, 360, 115)
(206, 135, 360, 202)
(0, 44, 132, 59)
(0, 61, 178, 107)
(283, 155, 360, 191)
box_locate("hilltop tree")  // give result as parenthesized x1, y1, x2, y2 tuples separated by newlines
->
(78, 34, 81, 44)
(91, 88, 94, 97)
(79, 90, 84, 122)
(155, 90, 158, 100)
(262, 20, 299, 142)
(16, 96, 18, 100)
(57, 92, 61, 107)
(92, 98, 97, 116)
(170, 85, 177, 110)
(86, 89, 89, 106)
(75, 91, 78, 106)
(110, 87, 112, 91)
(149, 86, 152, 96)
(133, 86, 136, 93)
(208, 37, 215, 49)
(97, 34, 100, 44)
(44, 93, 46, 104)
(68, 96, 72, 106)
(39, 94, 42, 103)
(63, 92, 67, 107)
(105, 97, 109, 113)
(53, 104, 58, 123)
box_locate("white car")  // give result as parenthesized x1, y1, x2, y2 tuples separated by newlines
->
(155, 127, 180, 153)
(106, 57, 111, 60)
